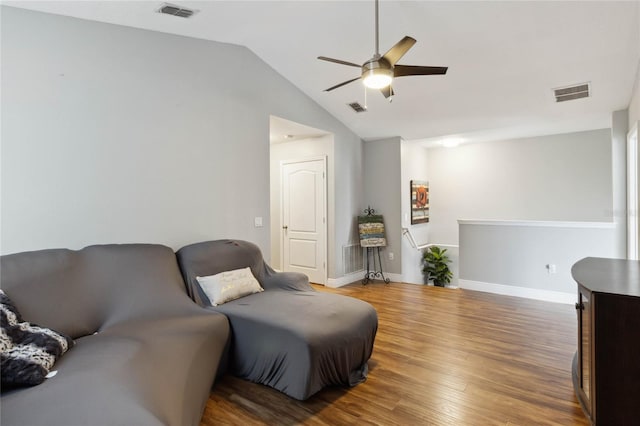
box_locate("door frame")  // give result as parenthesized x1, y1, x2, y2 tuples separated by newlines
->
(280, 155, 328, 285)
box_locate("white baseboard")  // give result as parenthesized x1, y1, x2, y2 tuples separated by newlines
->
(458, 279, 575, 304)
(385, 272, 403, 283)
(327, 271, 363, 288)
(327, 271, 403, 288)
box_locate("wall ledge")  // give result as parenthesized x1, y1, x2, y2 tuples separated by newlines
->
(458, 279, 575, 304)
(457, 219, 615, 229)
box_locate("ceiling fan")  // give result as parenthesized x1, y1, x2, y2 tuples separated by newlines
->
(318, 0, 448, 99)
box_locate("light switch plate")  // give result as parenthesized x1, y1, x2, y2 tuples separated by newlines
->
(254, 217, 263, 227)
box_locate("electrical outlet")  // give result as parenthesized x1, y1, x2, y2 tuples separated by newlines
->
(547, 264, 557, 274)
(388, 252, 394, 261)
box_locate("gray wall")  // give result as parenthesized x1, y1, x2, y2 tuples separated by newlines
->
(459, 222, 616, 294)
(612, 110, 628, 258)
(362, 137, 402, 275)
(427, 129, 613, 244)
(629, 28, 640, 255)
(400, 142, 430, 284)
(628, 4, 640, 127)
(630, 68, 640, 126)
(427, 129, 616, 297)
(0, 7, 363, 280)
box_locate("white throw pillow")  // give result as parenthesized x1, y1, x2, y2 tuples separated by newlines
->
(196, 267, 263, 306)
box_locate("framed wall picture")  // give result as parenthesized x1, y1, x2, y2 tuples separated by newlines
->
(411, 180, 429, 224)
(358, 214, 387, 247)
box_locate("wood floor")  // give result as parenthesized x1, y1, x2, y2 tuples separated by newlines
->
(200, 282, 588, 425)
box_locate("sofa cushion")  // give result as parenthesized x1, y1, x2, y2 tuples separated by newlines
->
(177, 240, 313, 308)
(196, 267, 263, 306)
(0, 244, 209, 339)
(211, 290, 377, 400)
(1, 290, 74, 388)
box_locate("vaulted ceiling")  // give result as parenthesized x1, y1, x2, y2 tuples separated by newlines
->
(6, 1, 640, 144)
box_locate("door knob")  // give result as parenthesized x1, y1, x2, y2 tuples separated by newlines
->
(283, 226, 288, 230)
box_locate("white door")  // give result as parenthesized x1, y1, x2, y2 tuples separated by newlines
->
(282, 158, 327, 284)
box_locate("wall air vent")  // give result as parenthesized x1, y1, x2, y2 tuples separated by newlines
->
(157, 3, 197, 18)
(553, 83, 590, 103)
(348, 102, 367, 113)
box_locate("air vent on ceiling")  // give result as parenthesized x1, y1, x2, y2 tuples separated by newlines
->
(157, 3, 197, 18)
(553, 83, 590, 103)
(348, 102, 367, 113)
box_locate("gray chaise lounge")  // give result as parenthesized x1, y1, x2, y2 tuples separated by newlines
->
(1, 244, 229, 426)
(177, 239, 379, 400)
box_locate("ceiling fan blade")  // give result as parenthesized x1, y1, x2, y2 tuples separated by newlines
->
(317, 56, 362, 68)
(394, 65, 448, 77)
(380, 85, 394, 99)
(382, 36, 416, 66)
(324, 77, 361, 92)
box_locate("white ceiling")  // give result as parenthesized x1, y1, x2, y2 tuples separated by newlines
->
(6, 1, 640, 145)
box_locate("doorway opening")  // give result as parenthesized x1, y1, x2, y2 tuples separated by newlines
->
(269, 116, 334, 285)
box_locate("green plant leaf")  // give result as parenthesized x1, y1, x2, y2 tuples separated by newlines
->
(421, 245, 453, 285)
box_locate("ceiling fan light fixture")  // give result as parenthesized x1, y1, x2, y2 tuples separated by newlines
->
(318, 0, 447, 98)
(362, 68, 393, 89)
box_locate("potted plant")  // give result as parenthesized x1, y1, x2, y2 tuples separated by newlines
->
(422, 246, 453, 287)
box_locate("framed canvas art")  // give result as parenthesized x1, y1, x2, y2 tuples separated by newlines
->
(358, 214, 386, 247)
(411, 180, 429, 224)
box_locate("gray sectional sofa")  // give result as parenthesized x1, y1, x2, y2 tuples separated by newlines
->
(177, 239, 378, 400)
(1, 240, 378, 425)
(1, 244, 230, 426)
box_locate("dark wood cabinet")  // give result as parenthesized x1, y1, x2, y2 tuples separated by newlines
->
(571, 257, 640, 426)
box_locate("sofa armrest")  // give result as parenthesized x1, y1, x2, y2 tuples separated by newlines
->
(261, 271, 314, 292)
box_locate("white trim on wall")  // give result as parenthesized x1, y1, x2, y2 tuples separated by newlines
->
(458, 279, 575, 304)
(384, 273, 403, 283)
(326, 272, 363, 288)
(458, 219, 615, 229)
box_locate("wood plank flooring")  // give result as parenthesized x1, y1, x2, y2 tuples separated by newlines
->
(200, 282, 588, 425)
